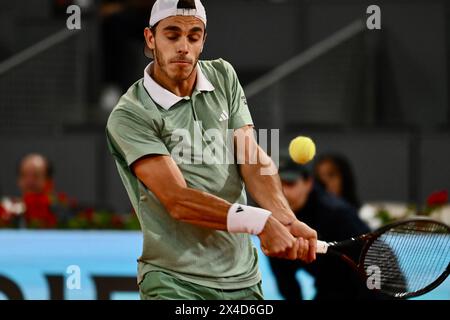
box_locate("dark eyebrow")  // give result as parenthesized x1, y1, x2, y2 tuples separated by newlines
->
(162, 26, 204, 34)
(162, 26, 182, 32)
(189, 27, 204, 34)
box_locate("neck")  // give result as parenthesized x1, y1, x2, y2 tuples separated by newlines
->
(151, 63, 197, 97)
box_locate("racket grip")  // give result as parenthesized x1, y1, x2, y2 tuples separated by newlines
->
(316, 240, 329, 254)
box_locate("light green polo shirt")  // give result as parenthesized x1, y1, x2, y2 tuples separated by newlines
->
(106, 58, 261, 290)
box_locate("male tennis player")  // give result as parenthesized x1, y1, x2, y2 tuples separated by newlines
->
(106, 0, 317, 300)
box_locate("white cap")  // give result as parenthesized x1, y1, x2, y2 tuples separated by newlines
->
(144, 0, 207, 58)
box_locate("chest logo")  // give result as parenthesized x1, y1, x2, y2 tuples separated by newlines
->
(219, 110, 229, 122)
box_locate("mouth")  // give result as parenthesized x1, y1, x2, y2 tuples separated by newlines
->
(171, 60, 192, 66)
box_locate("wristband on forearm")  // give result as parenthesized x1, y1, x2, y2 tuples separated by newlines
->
(227, 203, 272, 235)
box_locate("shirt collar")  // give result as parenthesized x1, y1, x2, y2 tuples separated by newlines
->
(143, 62, 215, 110)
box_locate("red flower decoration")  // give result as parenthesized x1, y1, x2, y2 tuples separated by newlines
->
(85, 208, 94, 221)
(78, 208, 94, 222)
(0, 205, 10, 222)
(427, 190, 448, 207)
(57, 192, 68, 203)
(57, 192, 78, 208)
(23, 193, 57, 228)
(111, 215, 124, 228)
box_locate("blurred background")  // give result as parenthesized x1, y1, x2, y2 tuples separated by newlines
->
(0, 0, 449, 300)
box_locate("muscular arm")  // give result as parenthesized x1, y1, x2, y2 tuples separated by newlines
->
(131, 132, 307, 260)
(132, 155, 230, 230)
(235, 125, 317, 261)
(235, 125, 296, 225)
(132, 152, 297, 258)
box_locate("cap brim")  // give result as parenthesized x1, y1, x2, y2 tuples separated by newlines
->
(279, 171, 301, 183)
(144, 42, 153, 59)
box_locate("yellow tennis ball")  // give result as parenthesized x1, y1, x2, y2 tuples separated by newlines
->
(289, 136, 316, 164)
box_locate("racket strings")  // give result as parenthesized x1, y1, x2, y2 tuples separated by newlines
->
(427, 230, 449, 285)
(363, 221, 449, 297)
(404, 223, 449, 288)
(366, 232, 448, 294)
(365, 242, 446, 292)
(373, 229, 449, 291)
(402, 227, 447, 291)
(365, 238, 409, 290)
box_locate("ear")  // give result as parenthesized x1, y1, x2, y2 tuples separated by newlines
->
(144, 27, 156, 51)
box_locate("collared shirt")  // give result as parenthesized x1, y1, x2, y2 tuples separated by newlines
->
(143, 62, 215, 110)
(106, 59, 258, 290)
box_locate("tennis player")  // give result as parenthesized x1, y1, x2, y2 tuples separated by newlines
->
(106, 0, 317, 300)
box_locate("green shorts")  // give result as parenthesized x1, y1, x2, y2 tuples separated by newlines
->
(139, 271, 264, 300)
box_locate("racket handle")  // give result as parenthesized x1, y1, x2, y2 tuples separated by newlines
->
(316, 240, 329, 254)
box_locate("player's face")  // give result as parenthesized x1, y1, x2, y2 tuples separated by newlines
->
(147, 16, 206, 81)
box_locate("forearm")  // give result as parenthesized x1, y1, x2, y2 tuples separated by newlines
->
(133, 154, 270, 234)
(165, 186, 231, 230)
(166, 186, 272, 235)
(239, 146, 296, 225)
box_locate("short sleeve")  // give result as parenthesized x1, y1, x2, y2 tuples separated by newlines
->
(222, 60, 254, 129)
(106, 108, 170, 166)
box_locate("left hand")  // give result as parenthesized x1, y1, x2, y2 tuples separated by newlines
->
(285, 219, 317, 263)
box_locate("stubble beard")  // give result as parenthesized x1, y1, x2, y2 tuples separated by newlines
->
(153, 43, 200, 82)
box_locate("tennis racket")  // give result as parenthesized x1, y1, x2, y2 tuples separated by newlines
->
(315, 217, 450, 299)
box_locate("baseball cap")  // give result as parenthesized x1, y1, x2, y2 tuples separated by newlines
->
(144, 0, 207, 59)
(278, 153, 311, 183)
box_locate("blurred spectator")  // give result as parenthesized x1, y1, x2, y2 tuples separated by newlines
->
(17, 153, 54, 195)
(313, 153, 361, 208)
(1, 153, 139, 230)
(13, 153, 76, 228)
(269, 155, 386, 300)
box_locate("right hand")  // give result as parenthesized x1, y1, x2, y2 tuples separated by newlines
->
(258, 216, 299, 260)
(286, 219, 317, 263)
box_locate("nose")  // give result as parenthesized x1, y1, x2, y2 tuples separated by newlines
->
(177, 37, 189, 55)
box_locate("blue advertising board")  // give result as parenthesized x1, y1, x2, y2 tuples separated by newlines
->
(0, 231, 448, 300)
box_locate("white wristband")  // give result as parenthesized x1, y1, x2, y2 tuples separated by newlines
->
(227, 203, 272, 235)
